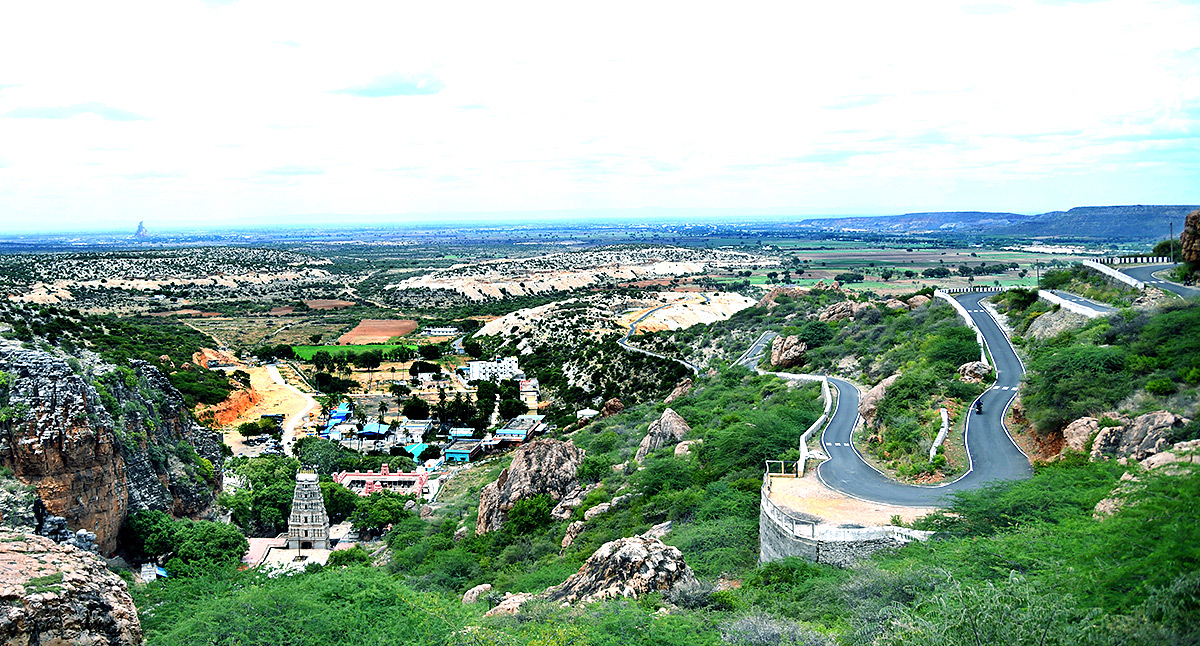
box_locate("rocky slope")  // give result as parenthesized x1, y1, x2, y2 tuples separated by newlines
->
(1063, 410, 1191, 462)
(770, 335, 807, 368)
(0, 343, 223, 553)
(476, 439, 585, 534)
(0, 529, 143, 645)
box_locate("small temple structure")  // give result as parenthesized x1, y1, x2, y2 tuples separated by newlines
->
(332, 463, 429, 498)
(286, 470, 329, 550)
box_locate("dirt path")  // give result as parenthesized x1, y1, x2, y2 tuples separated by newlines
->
(216, 366, 312, 457)
(267, 364, 317, 457)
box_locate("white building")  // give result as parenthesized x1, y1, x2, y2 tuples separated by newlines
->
(423, 326, 460, 336)
(468, 356, 522, 382)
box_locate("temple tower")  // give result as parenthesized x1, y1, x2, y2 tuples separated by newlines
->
(286, 470, 329, 550)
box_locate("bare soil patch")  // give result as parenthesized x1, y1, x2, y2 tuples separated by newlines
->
(339, 319, 418, 344)
(769, 475, 933, 524)
(267, 306, 295, 315)
(306, 299, 355, 310)
(148, 309, 222, 317)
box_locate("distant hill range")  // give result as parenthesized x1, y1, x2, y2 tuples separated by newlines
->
(794, 205, 1198, 241)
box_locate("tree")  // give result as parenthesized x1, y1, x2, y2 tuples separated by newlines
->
(124, 509, 176, 559)
(498, 398, 527, 420)
(327, 546, 373, 567)
(309, 334, 322, 345)
(504, 495, 552, 535)
(402, 397, 430, 420)
(418, 344, 442, 360)
(463, 339, 483, 359)
(351, 490, 413, 537)
(320, 481, 359, 524)
(170, 520, 249, 567)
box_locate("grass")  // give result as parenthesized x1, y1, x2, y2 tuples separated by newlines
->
(291, 343, 418, 360)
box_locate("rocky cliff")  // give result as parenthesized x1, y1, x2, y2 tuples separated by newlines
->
(1181, 208, 1200, 265)
(476, 439, 584, 534)
(859, 374, 900, 427)
(0, 530, 143, 646)
(0, 343, 223, 554)
(770, 335, 807, 368)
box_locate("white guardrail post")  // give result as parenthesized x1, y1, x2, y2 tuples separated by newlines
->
(929, 407, 949, 460)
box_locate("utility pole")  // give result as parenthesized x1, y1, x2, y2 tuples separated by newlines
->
(1170, 222, 1175, 263)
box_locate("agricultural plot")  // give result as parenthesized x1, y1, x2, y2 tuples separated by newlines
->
(337, 319, 418, 344)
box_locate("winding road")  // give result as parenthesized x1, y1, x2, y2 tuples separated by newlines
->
(736, 292, 1032, 506)
(617, 296, 706, 374)
(1048, 289, 1116, 314)
(1115, 263, 1200, 299)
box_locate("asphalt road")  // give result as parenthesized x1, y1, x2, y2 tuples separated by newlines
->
(618, 298, 702, 374)
(734, 331, 778, 368)
(814, 292, 1032, 506)
(1116, 263, 1200, 299)
(1049, 290, 1116, 314)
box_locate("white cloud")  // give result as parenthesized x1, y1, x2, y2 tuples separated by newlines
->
(0, 0, 1197, 232)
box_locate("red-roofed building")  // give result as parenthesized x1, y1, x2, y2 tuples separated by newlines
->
(332, 463, 429, 497)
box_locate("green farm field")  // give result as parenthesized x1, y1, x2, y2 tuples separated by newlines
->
(291, 343, 418, 360)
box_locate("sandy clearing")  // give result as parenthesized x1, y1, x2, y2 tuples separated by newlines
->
(217, 366, 309, 456)
(305, 299, 355, 310)
(338, 319, 418, 344)
(267, 364, 317, 456)
(768, 475, 933, 525)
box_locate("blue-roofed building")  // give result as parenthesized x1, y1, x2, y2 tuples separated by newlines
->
(405, 443, 430, 460)
(445, 440, 482, 462)
(495, 414, 546, 444)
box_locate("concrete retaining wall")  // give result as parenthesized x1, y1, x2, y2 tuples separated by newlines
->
(1082, 259, 1144, 290)
(1036, 290, 1106, 318)
(759, 479, 932, 567)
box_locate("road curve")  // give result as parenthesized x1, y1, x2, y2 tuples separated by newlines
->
(1115, 263, 1200, 300)
(1049, 289, 1116, 314)
(814, 292, 1032, 506)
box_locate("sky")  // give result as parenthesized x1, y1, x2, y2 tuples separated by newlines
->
(0, 0, 1198, 233)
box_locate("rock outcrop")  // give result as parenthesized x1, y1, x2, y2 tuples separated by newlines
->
(483, 592, 534, 617)
(859, 374, 900, 427)
(0, 530, 142, 645)
(756, 287, 808, 309)
(462, 583, 492, 605)
(1026, 308, 1088, 341)
(663, 378, 693, 405)
(550, 483, 599, 520)
(1061, 413, 1131, 453)
(1181, 208, 1200, 264)
(956, 361, 992, 384)
(543, 536, 699, 605)
(476, 439, 585, 534)
(601, 398, 624, 418)
(634, 409, 691, 463)
(769, 335, 807, 368)
(818, 300, 875, 322)
(1090, 410, 1190, 462)
(674, 439, 701, 457)
(906, 295, 931, 309)
(561, 520, 585, 549)
(0, 344, 224, 553)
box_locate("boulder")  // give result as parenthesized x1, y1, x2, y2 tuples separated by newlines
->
(420, 505, 433, 519)
(462, 583, 492, 604)
(543, 536, 699, 605)
(1181, 208, 1200, 264)
(756, 287, 809, 308)
(561, 521, 585, 549)
(883, 299, 907, 310)
(453, 526, 468, 542)
(663, 378, 693, 405)
(550, 483, 599, 520)
(634, 409, 692, 463)
(859, 374, 900, 427)
(640, 521, 672, 540)
(1062, 413, 1131, 453)
(0, 530, 142, 645)
(583, 503, 611, 521)
(601, 399, 625, 418)
(484, 592, 534, 617)
(769, 335, 807, 368)
(906, 295, 931, 309)
(1091, 410, 1191, 462)
(956, 361, 992, 384)
(674, 440, 702, 457)
(477, 439, 586, 534)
